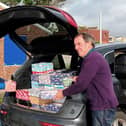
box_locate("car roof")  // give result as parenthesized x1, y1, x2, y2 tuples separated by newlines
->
(95, 42, 126, 54)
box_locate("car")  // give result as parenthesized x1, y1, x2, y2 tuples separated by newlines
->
(0, 5, 126, 126)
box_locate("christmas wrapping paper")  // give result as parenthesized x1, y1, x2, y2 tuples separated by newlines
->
(31, 103, 63, 113)
(29, 89, 57, 105)
(38, 74, 51, 84)
(16, 89, 30, 101)
(50, 72, 73, 88)
(32, 62, 53, 74)
(40, 103, 63, 113)
(29, 96, 53, 105)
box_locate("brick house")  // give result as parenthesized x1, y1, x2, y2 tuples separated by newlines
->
(79, 27, 109, 44)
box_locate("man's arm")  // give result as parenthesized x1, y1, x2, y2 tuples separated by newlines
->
(63, 59, 99, 96)
(54, 57, 100, 100)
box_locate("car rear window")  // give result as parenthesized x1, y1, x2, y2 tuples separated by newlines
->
(15, 22, 69, 45)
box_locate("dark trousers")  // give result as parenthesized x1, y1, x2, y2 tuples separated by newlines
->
(87, 108, 116, 126)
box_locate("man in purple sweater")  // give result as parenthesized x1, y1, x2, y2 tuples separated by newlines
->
(54, 33, 118, 126)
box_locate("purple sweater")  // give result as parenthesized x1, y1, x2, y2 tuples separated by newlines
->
(63, 51, 118, 110)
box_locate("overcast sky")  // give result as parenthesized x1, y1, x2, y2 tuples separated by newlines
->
(59, 0, 126, 37)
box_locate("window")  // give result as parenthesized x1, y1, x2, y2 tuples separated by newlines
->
(52, 54, 72, 70)
(104, 50, 114, 73)
(15, 22, 69, 45)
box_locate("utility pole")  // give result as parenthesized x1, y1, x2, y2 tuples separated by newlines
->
(99, 11, 102, 44)
(17, 0, 25, 6)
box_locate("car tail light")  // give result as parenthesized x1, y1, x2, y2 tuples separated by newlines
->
(0, 110, 8, 115)
(39, 121, 62, 126)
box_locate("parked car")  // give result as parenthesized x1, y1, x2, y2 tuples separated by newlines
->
(0, 5, 126, 126)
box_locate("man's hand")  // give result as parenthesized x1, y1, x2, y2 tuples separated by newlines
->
(72, 76, 78, 82)
(5, 80, 16, 92)
(53, 90, 64, 100)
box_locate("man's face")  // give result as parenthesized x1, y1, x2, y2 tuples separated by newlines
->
(74, 35, 91, 57)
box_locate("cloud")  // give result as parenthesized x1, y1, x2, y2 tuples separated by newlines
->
(60, 0, 126, 36)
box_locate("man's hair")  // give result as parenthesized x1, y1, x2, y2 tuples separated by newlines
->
(75, 32, 95, 47)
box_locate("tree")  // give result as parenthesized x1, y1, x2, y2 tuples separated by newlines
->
(0, 0, 67, 6)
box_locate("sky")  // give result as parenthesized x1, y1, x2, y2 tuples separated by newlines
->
(59, 0, 126, 37)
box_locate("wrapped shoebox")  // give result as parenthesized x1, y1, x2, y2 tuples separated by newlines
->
(31, 74, 53, 89)
(31, 103, 63, 113)
(29, 89, 57, 105)
(32, 62, 53, 74)
(40, 103, 63, 113)
(29, 96, 53, 105)
(31, 62, 54, 88)
(50, 71, 73, 88)
(16, 89, 30, 101)
(38, 74, 51, 84)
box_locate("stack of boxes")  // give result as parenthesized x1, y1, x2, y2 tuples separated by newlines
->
(16, 62, 74, 113)
(31, 62, 54, 89)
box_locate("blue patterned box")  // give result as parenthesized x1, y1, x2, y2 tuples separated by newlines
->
(31, 103, 62, 113)
(40, 103, 63, 113)
(31, 73, 54, 89)
(31, 69, 74, 90)
(50, 71, 73, 89)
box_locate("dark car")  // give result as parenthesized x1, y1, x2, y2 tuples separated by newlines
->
(0, 5, 126, 126)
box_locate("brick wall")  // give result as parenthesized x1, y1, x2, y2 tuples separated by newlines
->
(79, 29, 109, 43)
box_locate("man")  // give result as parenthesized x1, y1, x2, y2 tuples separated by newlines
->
(54, 33, 118, 126)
